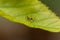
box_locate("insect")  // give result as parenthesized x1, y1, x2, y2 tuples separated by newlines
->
(26, 16, 34, 23)
(0, 0, 60, 32)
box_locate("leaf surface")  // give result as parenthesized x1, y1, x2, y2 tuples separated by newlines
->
(0, 0, 60, 32)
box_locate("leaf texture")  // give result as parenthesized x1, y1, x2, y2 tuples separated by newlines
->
(0, 0, 60, 32)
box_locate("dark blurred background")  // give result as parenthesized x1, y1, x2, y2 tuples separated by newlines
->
(0, 0, 60, 40)
(41, 0, 60, 17)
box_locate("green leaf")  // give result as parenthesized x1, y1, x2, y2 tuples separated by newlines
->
(0, 0, 60, 32)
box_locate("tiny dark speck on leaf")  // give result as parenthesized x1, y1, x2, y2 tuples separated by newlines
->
(27, 16, 34, 22)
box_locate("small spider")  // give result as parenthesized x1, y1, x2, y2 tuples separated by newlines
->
(27, 16, 34, 22)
